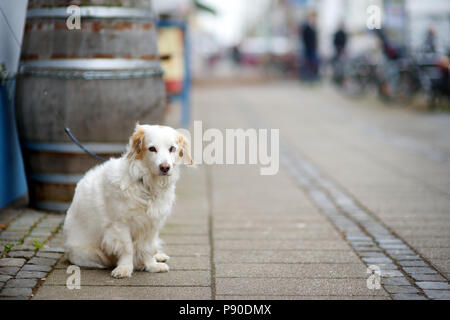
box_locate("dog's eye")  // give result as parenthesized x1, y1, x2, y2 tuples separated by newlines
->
(169, 146, 176, 153)
(149, 146, 157, 152)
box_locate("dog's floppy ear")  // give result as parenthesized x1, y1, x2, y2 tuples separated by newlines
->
(127, 124, 146, 160)
(176, 133, 194, 165)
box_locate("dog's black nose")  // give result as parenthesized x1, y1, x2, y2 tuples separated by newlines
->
(159, 163, 170, 173)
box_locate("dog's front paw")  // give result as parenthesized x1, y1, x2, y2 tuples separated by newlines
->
(111, 265, 133, 278)
(145, 262, 169, 273)
(154, 252, 170, 262)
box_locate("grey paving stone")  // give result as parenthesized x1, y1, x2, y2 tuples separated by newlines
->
(407, 238, 450, 248)
(0, 287, 32, 297)
(380, 244, 408, 250)
(397, 260, 428, 267)
(429, 259, 450, 274)
(403, 267, 437, 274)
(44, 269, 210, 287)
(214, 250, 360, 264)
(348, 241, 375, 247)
(424, 290, 450, 300)
(33, 285, 211, 300)
(23, 238, 47, 246)
(381, 270, 403, 277)
(165, 256, 211, 271)
(11, 244, 35, 251)
(378, 264, 399, 270)
(41, 247, 65, 254)
(0, 267, 20, 275)
(0, 258, 26, 267)
(0, 275, 12, 282)
(215, 263, 368, 279)
(410, 274, 446, 282)
(15, 271, 47, 279)
(0, 232, 26, 241)
(359, 252, 388, 258)
(216, 278, 389, 296)
(356, 247, 383, 253)
(163, 235, 209, 245)
(5, 278, 38, 288)
(7, 251, 35, 259)
(420, 248, 450, 260)
(376, 239, 403, 244)
(161, 225, 208, 236)
(36, 252, 62, 259)
(28, 257, 57, 266)
(22, 264, 52, 272)
(392, 255, 421, 261)
(214, 239, 349, 251)
(381, 277, 411, 286)
(392, 293, 427, 300)
(383, 285, 419, 294)
(385, 249, 416, 256)
(362, 257, 392, 264)
(416, 282, 450, 290)
(214, 229, 339, 240)
(29, 231, 53, 238)
(165, 245, 210, 257)
(3, 226, 29, 232)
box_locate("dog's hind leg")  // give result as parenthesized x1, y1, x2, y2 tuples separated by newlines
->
(66, 246, 110, 269)
(152, 235, 170, 262)
(154, 251, 170, 262)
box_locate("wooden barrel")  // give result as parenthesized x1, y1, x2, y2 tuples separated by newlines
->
(15, 0, 166, 211)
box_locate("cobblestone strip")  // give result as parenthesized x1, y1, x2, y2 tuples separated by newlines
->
(0, 209, 65, 300)
(280, 141, 450, 300)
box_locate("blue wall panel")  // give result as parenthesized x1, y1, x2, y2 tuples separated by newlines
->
(0, 79, 27, 208)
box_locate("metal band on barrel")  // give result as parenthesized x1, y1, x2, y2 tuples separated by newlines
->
(27, 7, 154, 19)
(30, 173, 83, 184)
(19, 59, 164, 80)
(22, 141, 126, 154)
(33, 201, 70, 212)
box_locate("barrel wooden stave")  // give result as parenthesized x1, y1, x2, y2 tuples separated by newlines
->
(22, 19, 158, 60)
(15, 76, 165, 142)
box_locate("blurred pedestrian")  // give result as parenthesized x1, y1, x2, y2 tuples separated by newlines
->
(231, 44, 242, 66)
(331, 23, 348, 86)
(299, 12, 319, 81)
(424, 26, 437, 53)
(333, 23, 347, 61)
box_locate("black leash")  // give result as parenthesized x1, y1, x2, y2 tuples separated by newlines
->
(64, 127, 107, 162)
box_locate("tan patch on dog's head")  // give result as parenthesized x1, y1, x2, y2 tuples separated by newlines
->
(127, 125, 146, 160)
(176, 134, 193, 165)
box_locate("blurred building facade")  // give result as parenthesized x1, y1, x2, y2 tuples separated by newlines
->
(232, 0, 450, 58)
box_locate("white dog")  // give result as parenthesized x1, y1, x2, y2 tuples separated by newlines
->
(63, 124, 193, 278)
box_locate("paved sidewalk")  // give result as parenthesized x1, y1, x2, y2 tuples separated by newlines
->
(0, 204, 65, 299)
(194, 82, 449, 300)
(1, 81, 449, 299)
